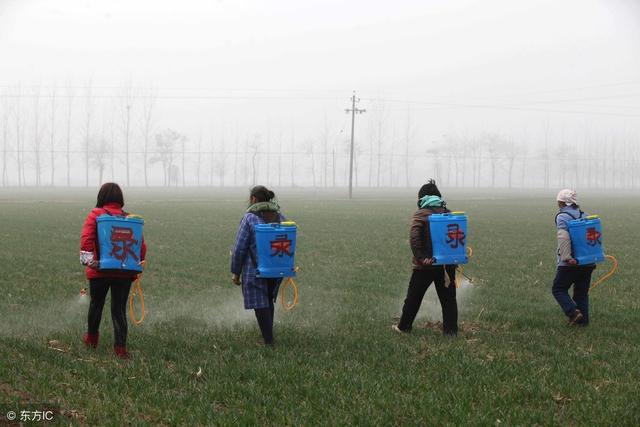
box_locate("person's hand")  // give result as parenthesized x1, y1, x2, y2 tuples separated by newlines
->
(421, 257, 434, 266)
(566, 258, 578, 266)
(87, 260, 100, 270)
(231, 274, 241, 286)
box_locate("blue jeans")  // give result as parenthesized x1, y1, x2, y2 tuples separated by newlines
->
(551, 266, 594, 324)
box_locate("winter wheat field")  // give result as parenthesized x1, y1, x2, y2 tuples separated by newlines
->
(0, 188, 638, 426)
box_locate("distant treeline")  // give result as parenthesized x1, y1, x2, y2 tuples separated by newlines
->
(1, 84, 638, 189)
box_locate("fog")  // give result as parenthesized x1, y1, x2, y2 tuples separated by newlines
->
(1, 0, 639, 189)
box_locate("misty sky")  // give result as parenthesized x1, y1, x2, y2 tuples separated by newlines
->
(1, 0, 640, 186)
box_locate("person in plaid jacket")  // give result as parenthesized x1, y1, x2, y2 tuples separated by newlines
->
(231, 185, 285, 345)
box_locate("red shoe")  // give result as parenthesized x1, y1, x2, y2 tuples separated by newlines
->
(114, 346, 130, 359)
(83, 333, 99, 349)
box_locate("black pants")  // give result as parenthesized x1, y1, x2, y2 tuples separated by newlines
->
(398, 268, 458, 335)
(552, 266, 594, 324)
(88, 278, 133, 347)
(254, 280, 277, 345)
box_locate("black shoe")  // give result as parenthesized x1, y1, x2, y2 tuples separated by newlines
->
(568, 309, 584, 325)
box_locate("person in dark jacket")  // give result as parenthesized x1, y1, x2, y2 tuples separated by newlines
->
(79, 183, 147, 359)
(393, 180, 458, 336)
(231, 185, 285, 345)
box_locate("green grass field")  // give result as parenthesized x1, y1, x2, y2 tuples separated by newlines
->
(0, 188, 638, 426)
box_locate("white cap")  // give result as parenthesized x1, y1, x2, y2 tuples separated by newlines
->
(556, 189, 577, 205)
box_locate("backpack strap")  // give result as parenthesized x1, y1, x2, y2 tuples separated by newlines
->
(102, 208, 128, 217)
(555, 210, 578, 226)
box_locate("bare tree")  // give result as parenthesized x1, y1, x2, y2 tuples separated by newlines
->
(83, 81, 94, 187)
(467, 136, 482, 188)
(426, 143, 442, 184)
(305, 139, 317, 187)
(217, 134, 226, 187)
(233, 125, 239, 186)
(290, 128, 295, 187)
(484, 133, 506, 188)
(388, 124, 396, 187)
(107, 100, 117, 181)
(209, 133, 216, 186)
(542, 120, 551, 189)
(196, 131, 202, 186)
(89, 136, 111, 184)
(367, 119, 374, 187)
(404, 108, 413, 188)
(332, 147, 336, 187)
(243, 135, 250, 186)
(374, 104, 386, 188)
(170, 164, 180, 188)
(13, 85, 23, 186)
(181, 134, 187, 186)
(442, 134, 461, 187)
(250, 135, 259, 185)
(504, 137, 521, 188)
(119, 83, 134, 186)
(554, 142, 571, 188)
(320, 114, 330, 187)
(152, 129, 184, 187)
(65, 85, 74, 187)
(32, 86, 43, 186)
(459, 131, 470, 187)
(278, 126, 283, 186)
(48, 86, 57, 186)
(265, 121, 271, 185)
(1, 91, 9, 186)
(139, 87, 156, 187)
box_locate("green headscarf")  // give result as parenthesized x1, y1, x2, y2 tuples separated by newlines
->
(419, 195, 445, 209)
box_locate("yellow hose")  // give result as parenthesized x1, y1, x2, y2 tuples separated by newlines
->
(455, 245, 474, 288)
(280, 277, 299, 311)
(590, 255, 618, 292)
(129, 261, 146, 325)
(129, 277, 145, 325)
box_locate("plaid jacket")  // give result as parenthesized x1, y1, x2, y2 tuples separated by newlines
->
(231, 212, 284, 309)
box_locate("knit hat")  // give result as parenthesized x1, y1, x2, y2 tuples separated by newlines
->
(556, 189, 577, 205)
(418, 179, 441, 199)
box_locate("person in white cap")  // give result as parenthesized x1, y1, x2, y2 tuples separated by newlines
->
(552, 189, 594, 325)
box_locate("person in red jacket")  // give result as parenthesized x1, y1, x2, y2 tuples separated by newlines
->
(79, 183, 147, 359)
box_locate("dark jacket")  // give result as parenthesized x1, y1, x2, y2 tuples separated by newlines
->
(410, 206, 448, 270)
(409, 206, 457, 285)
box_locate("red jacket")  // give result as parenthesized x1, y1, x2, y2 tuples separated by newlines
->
(80, 202, 147, 280)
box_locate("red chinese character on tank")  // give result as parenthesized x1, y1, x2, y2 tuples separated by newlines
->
(445, 223, 465, 249)
(110, 226, 139, 262)
(586, 227, 602, 247)
(270, 234, 293, 257)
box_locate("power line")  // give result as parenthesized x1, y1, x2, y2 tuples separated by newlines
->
(0, 93, 345, 101)
(489, 80, 640, 100)
(363, 97, 640, 117)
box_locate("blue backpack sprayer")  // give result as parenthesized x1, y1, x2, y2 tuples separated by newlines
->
(428, 212, 474, 287)
(565, 215, 617, 290)
(254, 221, 299, 310)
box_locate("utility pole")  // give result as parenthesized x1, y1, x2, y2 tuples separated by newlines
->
(345, 91, 365, 199)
